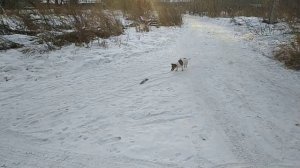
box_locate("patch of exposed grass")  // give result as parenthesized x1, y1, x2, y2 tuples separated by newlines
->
(275, 35, 300, 70)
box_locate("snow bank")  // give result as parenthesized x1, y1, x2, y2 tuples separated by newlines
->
(0, 26, 181, 83)
(229, 17, 293, 58)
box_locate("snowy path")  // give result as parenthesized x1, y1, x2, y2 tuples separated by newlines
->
(1, 16, 300, 168)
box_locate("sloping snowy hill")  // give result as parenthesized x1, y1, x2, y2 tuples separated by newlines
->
(1, 16, 300, 168)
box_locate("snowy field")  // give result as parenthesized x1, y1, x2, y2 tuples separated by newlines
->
(1, 15, 300, 168)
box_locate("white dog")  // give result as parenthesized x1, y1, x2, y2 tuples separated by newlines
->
(171, 58, 188, 71)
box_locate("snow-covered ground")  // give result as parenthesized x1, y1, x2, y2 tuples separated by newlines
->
(1, 15, 300, 168)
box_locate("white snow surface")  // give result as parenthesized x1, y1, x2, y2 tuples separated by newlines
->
(1, 15, 300, 168)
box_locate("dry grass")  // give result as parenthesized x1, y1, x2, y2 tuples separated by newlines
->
(275, 35, 300, 70)
(104, 0, 154, 19)
(0, 3, 123, 48)
(157, 5, 182, 26)
(104, 0, 182, 27)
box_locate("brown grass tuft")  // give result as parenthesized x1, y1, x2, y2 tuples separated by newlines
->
(275, 35, 300, 70)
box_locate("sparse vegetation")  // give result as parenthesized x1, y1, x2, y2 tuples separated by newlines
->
(0, 1, 124, 49)
(0, 0, 184, 50)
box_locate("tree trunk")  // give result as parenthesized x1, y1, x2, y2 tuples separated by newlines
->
(269, 0, 279, 24)
(70, 0, 79, 4)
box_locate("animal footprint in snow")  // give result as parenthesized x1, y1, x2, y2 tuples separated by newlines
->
(98, 137, 121, 145)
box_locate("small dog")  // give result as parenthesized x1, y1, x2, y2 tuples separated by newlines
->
(171, 58, 188, 71)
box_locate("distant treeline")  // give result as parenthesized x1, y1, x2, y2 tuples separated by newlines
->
(0, 0, 83, 9)
(101, 0, 300, 21)
(1, 0, 299, 21)
(174, 0, 299, 20)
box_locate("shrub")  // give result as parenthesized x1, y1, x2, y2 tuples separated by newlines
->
(275, 35, 300, 70)
(53, 6, 123, 47)
(103, 0, 154, 20)
(1, 3, 123, 48)
(157, 6, 182, 26)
